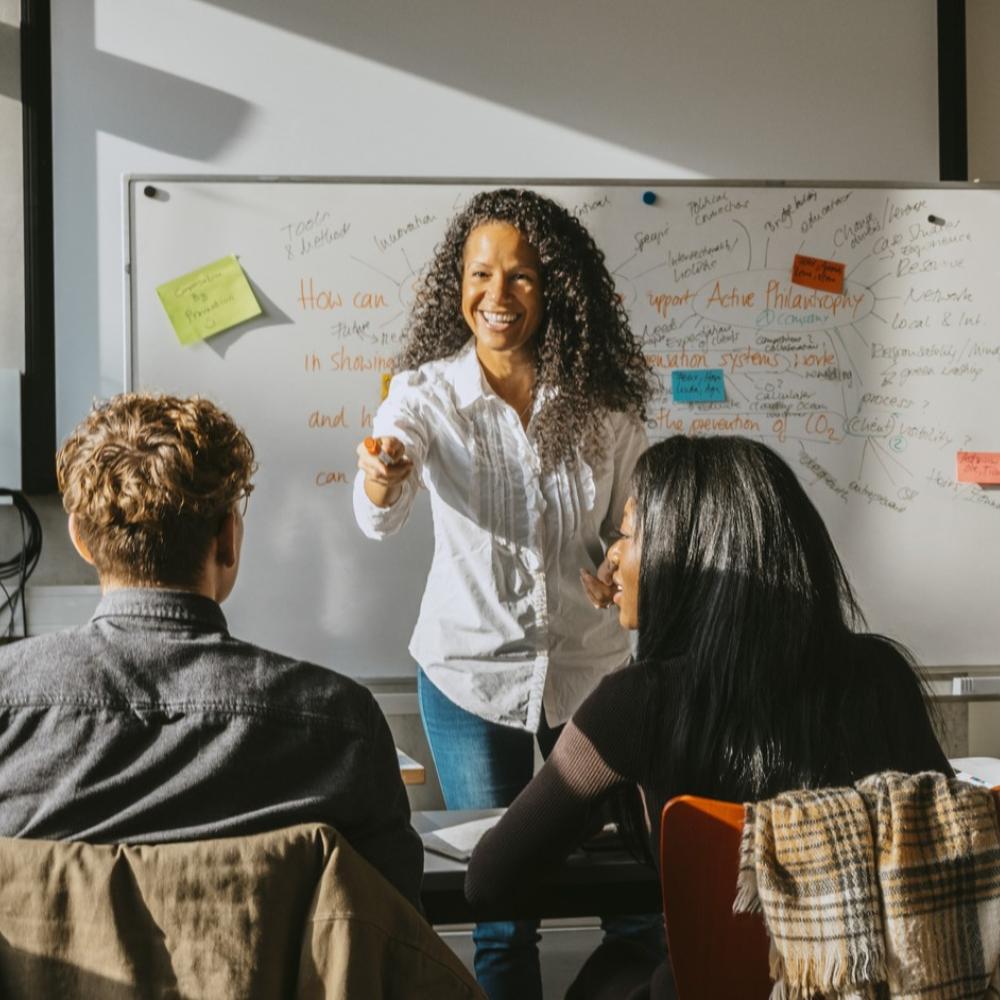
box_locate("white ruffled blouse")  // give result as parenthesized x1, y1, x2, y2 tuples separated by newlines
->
(353, 340, 647, 732)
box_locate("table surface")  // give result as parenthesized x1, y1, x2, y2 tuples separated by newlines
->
(414, 809, 661, 924)
(396, 749, 425, 785)
(411, 763, 1000, 922)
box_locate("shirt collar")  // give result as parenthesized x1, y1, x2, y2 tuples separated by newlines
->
(450, 338, 552, 417)
(451, 338, 489, 411)
(91, 588, 229, 632)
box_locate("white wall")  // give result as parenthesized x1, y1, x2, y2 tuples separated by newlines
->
(49, 0, 941, 440)
(0, 1, 23, 490)
(0, 0, 23, 375)
(968, 0, 1000, 182)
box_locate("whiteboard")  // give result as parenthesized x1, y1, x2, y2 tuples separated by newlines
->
(127, 178, 1000, 674)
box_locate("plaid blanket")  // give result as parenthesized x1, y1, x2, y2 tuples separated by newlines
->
(735, 771, 1000, 1000)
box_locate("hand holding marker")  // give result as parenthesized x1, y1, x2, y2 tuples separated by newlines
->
(356, 435, 412, 507)
(364, 436, 402, 465)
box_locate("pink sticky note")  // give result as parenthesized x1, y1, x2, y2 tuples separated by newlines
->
(956, 451, 1000, 484)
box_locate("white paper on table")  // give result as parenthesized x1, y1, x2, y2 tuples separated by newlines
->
(421, 814, 503, 862)
(950, 756, 1000, 788)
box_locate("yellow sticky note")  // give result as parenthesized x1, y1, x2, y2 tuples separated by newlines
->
(156, 255, 262, 345)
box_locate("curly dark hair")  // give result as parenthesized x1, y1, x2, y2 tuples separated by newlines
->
(398, 188, 654, 469)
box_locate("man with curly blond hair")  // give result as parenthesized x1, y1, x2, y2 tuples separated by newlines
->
(0, 393, 422, 909)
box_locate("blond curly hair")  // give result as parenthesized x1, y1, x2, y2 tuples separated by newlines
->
(57, 393, 256, 586)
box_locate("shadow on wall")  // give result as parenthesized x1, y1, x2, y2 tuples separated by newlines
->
(195, 0, 769, 172)
(53, 1, 254, 407)
(50, 0, 938, 441)
(0, 23, 19, 102)
(195, 0, 932, 179)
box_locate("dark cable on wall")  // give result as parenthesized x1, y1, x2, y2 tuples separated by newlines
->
(0, 492, 43, 638)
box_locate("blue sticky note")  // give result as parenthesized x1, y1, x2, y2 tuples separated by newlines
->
(672, 368, 726, 403)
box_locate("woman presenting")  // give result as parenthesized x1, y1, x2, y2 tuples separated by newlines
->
(353, 188, 654, 999)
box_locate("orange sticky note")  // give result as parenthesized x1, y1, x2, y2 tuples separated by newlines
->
(956, 451, 1000, 484)
(791, 254, 845, 294)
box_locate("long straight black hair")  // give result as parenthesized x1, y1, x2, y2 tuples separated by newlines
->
(629, 436, 870, 804)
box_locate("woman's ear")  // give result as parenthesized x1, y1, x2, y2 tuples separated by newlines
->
(67, 513, 96, 566)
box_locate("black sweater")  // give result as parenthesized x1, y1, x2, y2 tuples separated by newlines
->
(465, 636, 950, 996)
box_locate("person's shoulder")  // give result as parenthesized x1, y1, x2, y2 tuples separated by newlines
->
(0, 628, 95, 688)
(602, 408, 645, 431)
(850, 632, 913, 671)
(574, 659, 650, 732)
(0, 631, 65, 661)
(0, 633, 48, 679)
(600, 657, 650, 693)
(571, 659, 662, 779)
(377, 359, 451, 420)
(220, 636, 378, 724)
(841, 632, 948, 774)
(598, 409, 648, 450)
(392, 344, 469, 390)
(380, 366, 428, 409)
(0, 625, 139, 713)
(847, 633, 924, 695)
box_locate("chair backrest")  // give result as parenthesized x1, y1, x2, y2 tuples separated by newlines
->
(0, 824, 482, 999)
(659, 795, 772, 1000)
(662, 787, 1000, 1000)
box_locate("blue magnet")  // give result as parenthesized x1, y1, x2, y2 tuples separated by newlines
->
(641, 190, 657, 205)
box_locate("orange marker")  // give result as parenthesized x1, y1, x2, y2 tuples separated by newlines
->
(364, 436, 401, 465)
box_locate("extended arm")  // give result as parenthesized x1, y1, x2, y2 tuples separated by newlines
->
(352, 372, 430, 539)
(465, 666, 649, 909)
(464, 721, 628, 908)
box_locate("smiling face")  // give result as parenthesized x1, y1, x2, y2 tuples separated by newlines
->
(461, 222, 543, 363)
(607, 496, 641, 630)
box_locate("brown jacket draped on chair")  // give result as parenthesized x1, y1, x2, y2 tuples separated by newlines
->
(0, 824, 483, 999)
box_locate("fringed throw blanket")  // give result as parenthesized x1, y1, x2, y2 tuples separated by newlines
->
(735, 771, 1000, 1000)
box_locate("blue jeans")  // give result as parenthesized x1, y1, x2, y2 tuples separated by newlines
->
(418, 670, 665, 1000)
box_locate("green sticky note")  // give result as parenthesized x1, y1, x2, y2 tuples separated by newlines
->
(156, 255, 262, 345)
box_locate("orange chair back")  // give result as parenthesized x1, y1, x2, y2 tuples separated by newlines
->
(660, 795, 771, 1000)
(662, 786, 1000, 1000)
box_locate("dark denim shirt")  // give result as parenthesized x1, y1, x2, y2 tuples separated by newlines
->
(0, 588, 423, 909)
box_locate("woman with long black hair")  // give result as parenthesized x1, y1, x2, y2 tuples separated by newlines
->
(465, 435, 950, 999)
